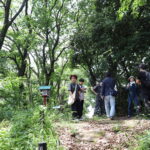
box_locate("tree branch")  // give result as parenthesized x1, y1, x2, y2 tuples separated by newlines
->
(9, 0, 28, 25)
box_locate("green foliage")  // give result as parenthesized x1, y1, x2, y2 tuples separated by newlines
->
(71, 0, 150, 84)
(70, 0, 150, 116)
(0, 0, 150, 148)
(0, 105, 14, 121)
(118, 0, 147, 18)
(0, 107, 60, 150)
(0, 77, 24, 106)
(133, 131, 150, 150)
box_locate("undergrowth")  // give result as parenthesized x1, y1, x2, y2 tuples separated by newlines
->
(134, 131, 150, 150)
(0, 106, 63, 150)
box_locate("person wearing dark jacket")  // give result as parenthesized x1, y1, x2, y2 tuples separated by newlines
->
(68, 75, 81, 120)
(137, 64, 150, 114)
(101, 72, 116, 120)
(92, 81, 105, 116)
(127, 76, 139, 117)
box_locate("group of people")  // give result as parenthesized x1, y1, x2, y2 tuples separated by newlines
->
(68, 64, 150, 120)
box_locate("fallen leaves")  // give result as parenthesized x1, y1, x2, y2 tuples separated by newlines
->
(56, 118, 150, 150)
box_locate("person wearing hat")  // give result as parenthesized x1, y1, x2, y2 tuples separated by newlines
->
(127, 76, 139, 118)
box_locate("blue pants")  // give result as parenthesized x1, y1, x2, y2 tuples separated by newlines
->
(128, 96, 139, 116)
(104, 95, 116, 118)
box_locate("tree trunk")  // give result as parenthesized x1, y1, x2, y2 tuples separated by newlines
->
(0, 0, 27, 50)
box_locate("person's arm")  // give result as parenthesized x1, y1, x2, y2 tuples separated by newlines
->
(126, 83, 130, 90)
(80, 86, 86, 93)
(77, 84, 82, 94)
(81, 88, 86, 93)
(68, 84, 73, 95)
(91, 86, 97, 95)
(136, 72, 145, 85)
(136, 79, 141, 85)
(114, 84, 118, 91)
(83, 86, 87, 93)
(101, 82, 105, 98)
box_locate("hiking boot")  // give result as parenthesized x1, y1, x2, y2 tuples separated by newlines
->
(79, 117, 84, 121)
(128, 115, 131, 118)
(73, 118, 79, 122)
(110, 117, 114, 120)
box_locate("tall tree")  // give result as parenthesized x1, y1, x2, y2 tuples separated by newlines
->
(0, 0, 27, 50)
(1, 0, 35, 106)
(30, 0, 71, 85)
(71, 0, 150, 85)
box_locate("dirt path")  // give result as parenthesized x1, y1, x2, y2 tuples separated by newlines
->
(56, 117, 150, 150)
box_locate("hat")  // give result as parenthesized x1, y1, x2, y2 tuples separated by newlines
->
(128, 76, 135, 80)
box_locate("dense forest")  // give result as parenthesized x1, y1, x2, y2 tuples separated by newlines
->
(0, 0, 150, 149)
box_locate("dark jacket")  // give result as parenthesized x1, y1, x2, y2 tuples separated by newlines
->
(93, 85, 102, 95)
(102, 77, 116, 96)
(68, 83, 81, 100)
(138, 71, 150, 96)
(127, 82, 138, 98)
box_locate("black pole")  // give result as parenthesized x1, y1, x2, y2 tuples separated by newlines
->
(38, 142, 47, 150)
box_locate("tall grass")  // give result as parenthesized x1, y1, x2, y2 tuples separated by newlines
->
(133, 131, 150, 150)
(0, 106, 62, 150)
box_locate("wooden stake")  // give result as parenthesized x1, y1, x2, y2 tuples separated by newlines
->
(38, 142, 47, 150)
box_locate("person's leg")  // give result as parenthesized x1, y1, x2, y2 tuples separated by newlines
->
(100, 98, 105, 115)
(78, 100, 84, 118)
(94, 95, 101, 115)
(134, 96, 139, 105)
(71, 101, 78, 119)
(110, 96, 115, 118)
(75, 99, 81, 119)
(104, 96, 110, 118)
(128, 97, 132, 117)
(143, 95, 150, 115)
(139, 93, 144, 114)
(133, 96, 140, 115)
(81, 100, 84, 117)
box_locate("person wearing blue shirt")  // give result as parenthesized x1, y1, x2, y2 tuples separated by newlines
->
(101, 72, 116, 120)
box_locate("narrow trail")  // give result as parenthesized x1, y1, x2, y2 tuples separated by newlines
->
(56, 118, 150, 150)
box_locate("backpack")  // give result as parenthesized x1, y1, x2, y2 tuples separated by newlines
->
(110, 85, 118, 97)
(145, 72, 150, 88)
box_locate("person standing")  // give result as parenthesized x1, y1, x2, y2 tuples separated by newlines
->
(137, 64, 150, 114)
(101, 72, 116, 120)
(92, 81, 105, 116)
(79, 78, 86, 120)
(127, 76, 140, 118)
(68, 75, 81, 120)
